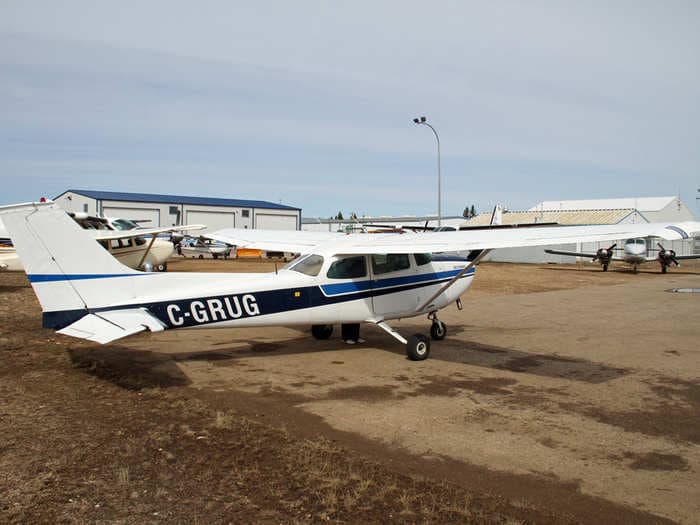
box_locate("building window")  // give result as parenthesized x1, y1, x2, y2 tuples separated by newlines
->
(83, 204, 88, 213)
(242, 210, 250, 218)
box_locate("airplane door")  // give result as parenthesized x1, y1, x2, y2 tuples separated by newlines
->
(320, 255, 374, 321)
(370, 254, 424, 317)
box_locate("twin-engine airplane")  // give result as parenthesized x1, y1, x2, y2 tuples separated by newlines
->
(2, 201, 699, 360)
(545, 237, 700, 273)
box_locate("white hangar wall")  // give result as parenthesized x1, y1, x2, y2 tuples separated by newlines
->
(54, 190, 301, 234)
(464, 198, 698, 264)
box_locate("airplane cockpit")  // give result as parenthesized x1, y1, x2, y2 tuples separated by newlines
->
(285, 253, 434, 279)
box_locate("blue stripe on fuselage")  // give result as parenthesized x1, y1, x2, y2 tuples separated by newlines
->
(320, 268, 472, 296)
(28, 273, 146, 283)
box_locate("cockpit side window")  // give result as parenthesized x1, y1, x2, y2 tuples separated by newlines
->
(371, 254, 410, 275)
(414, 253, 432, 266)
(288, 254, 324, 276)
(327, 256, 367, 279)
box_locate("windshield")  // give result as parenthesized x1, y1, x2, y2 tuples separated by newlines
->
(287, 254, 324, 276)
(110, 219, 140, 231)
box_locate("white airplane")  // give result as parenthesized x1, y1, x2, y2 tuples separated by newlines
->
(545, 237, 700, 273)
(68, 213, 206, 272)
(2, 201, 699, 360)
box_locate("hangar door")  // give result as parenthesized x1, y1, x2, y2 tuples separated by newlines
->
(185, 211, 236, 233)
(103, 207, 161, 227)
(255, 213, 297, 230)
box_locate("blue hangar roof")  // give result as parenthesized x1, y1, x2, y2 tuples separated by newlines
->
(57, 189, 300, 211)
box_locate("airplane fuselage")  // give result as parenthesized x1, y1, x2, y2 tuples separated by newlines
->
(38, 254, 474, 332)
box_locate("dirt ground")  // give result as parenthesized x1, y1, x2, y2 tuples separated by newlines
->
(1, 259, 699, 524)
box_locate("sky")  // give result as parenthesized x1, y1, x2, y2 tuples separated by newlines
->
(1, 1, 699, 218)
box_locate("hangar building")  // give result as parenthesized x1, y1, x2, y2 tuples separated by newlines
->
(54, 189, 301, 233)
(462, 196, 698, 263)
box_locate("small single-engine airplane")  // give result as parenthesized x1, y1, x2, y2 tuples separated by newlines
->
(2, 201, 699, 360)
(69, 213, 205, 272)
(545, 237, 700, 273)
(1, 211, 205, 273)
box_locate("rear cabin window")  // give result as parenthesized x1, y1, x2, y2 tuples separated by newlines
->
(371, 254, 410, 275)
(414, 253, 432, 266)
(327, 256, 367, 279)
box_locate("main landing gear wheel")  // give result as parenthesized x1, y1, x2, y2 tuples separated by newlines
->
(311, 324, 333, 340)
(430, 320, 447, 340)
(406, 334, 430, 361)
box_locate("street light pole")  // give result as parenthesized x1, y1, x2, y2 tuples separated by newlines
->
(413, 116, 441, 227)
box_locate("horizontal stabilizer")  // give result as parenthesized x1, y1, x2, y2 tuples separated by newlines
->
(57, 308, 166, 344)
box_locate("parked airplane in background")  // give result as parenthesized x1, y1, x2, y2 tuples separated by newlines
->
(3, 201, 699, 360)
(70, 213, 205, 272)
(178, 238, 232, 259)
(545, 237, 700, 273)
(1, 212, 204, 272)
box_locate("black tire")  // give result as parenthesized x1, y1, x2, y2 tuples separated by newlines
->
(406, 334, 430, 361)
(156, 263, 167, 272)
(661, 265, 667, 274)
(198, 254, 204, 259)
(213, 254, 219, 260)
(311, 324, 333, 340)
(430, 321, 447, 340)
(602, 263, 608, 272)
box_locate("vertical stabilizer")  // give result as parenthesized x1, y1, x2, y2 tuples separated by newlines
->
(0, 202, 139, 315)
(489, 204, 504, 226)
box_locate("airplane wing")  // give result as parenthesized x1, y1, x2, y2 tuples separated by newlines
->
(206, 228, 345, 253)
(91, 224, 206, 241)
(207, 222, 700, 256)
(57, 308, 166, 344)
(544, 249, 598, 258)
(644, 253, 700, 262)
(545, 248, 628, 262)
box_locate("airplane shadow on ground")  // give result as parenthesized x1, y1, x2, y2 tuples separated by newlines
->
(67, 332, 353, 390)
(68, 322, 626, 390)
(384, 322, 628, 384)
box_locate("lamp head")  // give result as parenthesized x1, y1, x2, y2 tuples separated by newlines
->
(413, 118, 420, 124)
(420, 116, 426, 123)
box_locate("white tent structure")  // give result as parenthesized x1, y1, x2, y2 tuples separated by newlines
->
(463, 197, 698, 264)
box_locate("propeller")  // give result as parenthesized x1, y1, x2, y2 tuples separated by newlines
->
(657, 243, 679, 267)
(593, 243, 616, 262)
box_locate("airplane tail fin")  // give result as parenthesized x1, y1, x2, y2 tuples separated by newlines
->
(489, 204, 504, 226)
(0, 201, 143, 324)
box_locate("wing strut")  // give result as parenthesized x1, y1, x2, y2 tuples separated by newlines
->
(136, 234, 159, 269)
(417, 249, 491, 312)
(373, 320, 408, 344)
